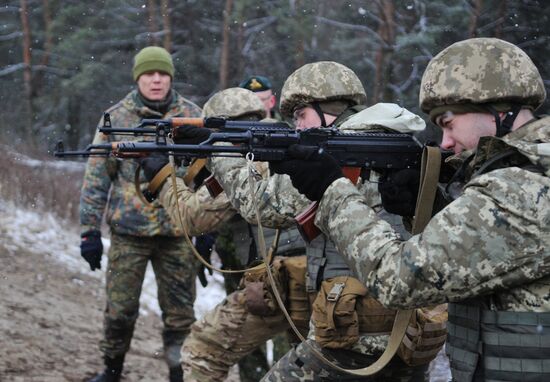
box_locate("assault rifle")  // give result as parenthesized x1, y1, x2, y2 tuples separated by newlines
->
(55, 115, 425, 241)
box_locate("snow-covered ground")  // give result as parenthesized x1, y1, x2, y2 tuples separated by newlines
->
(1, 156, 450, 380)
(0, 199, 227, 319)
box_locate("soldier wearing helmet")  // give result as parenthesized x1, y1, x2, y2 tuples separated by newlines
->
(139, 87, 308, 382)
(202, 62, 445, 381)
(270, 38, 550, 381)
(279, 61, 367, 129)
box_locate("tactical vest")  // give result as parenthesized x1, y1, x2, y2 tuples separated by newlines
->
(216, 215, 305, 267)
(445, 140, 549, 381)
(305, 236, 354, 293)
(447, 301, 550, 381)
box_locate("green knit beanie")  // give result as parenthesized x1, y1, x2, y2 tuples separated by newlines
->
(132, 46, 175, 81)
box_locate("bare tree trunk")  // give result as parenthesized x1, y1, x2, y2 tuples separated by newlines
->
(373, 0, 395, 103)
(33, 0, 52, 95)
(468, 0, 483, 37)
(160, 0, 171, 51)
(219, 0, 233, 89)
(314, 0, 329, 52)
(19, 0, 35, 142)
(147, 0, 158, 45)
(236, 22, 244, 79)
(67, 95, 81, 150)
(494, 0, 506, 38)
(294, 0, 305, 68)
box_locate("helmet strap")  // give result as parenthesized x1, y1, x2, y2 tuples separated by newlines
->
(311, 102, 327, 127)
(486, 104, 521, 137)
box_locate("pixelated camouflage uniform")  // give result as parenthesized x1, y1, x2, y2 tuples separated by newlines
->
(80, 89, 202, 368)
(157, 88, 306, 382)
(207, 100, 435, 381)
(314, 39, 550, 381)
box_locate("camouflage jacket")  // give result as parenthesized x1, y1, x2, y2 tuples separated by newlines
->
(80, 90, 202, 236)
(207, 103, 426, 228)
(316, 116, 550, 311)
(208, 104, 428, 355)
(158, 177, 236, 236)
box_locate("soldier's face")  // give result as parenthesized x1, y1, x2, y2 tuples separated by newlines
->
(137, 71, 171, 101)
(437, 112, 496, 154)
(255, 89, 276, 115)
(293, 106, 336, 130)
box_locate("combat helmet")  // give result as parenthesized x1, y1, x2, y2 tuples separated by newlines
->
(280, 61, 367, 121)
(202, 87, 267, 120)
(420, 38, 546, 135)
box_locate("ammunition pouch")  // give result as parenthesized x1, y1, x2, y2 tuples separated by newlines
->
(397, 304, 448, 366)
(312, 276, 396, 349)
(312, 276, 446, 366)
(242, 260, 286, 316)
(241, 256, 311, 338)
(280, 256, 310, 337)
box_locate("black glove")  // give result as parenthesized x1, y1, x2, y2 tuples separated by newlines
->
(137, 152, 169, 182)
(194, 234, 216, 287)
(269, 144, 344, 202)
(378, 169, 420, 217)
(80, 230, 103, 271)
(174, 126, 212, 145)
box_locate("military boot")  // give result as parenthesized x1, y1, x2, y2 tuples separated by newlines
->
(168, 366, 183, 382)
(89, 355, 125, 382)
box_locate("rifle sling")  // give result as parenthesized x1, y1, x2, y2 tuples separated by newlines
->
(134, 162, 175, 207)
(412, 146, 442, 235)
(182, 158, 208, 187)
(256, 146, 443, 376)
(162, 156, 280, 275)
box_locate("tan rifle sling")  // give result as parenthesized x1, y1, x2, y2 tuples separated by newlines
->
(246, 146, 442, 376)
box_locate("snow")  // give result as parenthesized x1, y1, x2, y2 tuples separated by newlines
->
(0, 201, 450, 380)
(0, 200, 227, 319)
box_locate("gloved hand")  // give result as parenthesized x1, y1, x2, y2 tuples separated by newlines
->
(269, 144, 344, 202)
(80, 230, 103, 271)
(174, 126, 212, 145)
(194, 234, 216, 287)
(137, 152, 169, 182)
(378, 169, 420, 217)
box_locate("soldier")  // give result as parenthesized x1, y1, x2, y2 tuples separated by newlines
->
(80, 46, 201, 382)
(194, 61, 446, 380)
(270, 39, 550, 381)
(138, 87, 309, 382)
(239, 75, 280, 119)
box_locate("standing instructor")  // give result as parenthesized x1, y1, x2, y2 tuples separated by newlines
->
(80, 46, 201, 382)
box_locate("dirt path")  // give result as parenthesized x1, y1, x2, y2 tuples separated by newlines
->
(0, 241, 170, 381)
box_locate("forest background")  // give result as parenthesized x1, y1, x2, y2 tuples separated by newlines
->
(1, 0, 549, 219)
(2, 0, 550, 150)
(0, 1, 548, 379)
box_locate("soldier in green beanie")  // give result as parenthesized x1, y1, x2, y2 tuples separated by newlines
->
(81, 46, 201, 382)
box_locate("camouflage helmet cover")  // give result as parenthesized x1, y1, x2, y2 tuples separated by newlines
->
(420, 38, 546, 114)
(202, 87, 267, 119)
(280, 61, 367, 118)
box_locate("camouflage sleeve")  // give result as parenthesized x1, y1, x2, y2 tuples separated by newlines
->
(207, 156, 311, 228)
(315, 168, 550, 309)
(158, 177, 237, 236)
(79, 129, 115, 233)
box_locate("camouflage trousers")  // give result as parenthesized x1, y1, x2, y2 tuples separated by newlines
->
(181, 287, 291, 381)
(100, 233, 198, 367)
(262, 339, 429, 382)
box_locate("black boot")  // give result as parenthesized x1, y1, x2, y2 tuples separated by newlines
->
(168, 366, 183, 382)
(89, 355, 125, 382)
